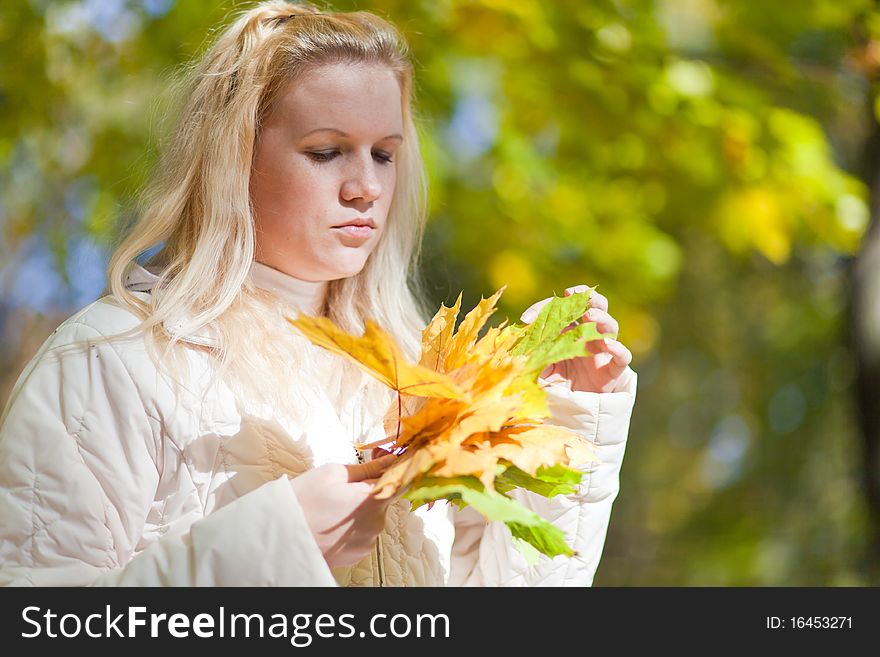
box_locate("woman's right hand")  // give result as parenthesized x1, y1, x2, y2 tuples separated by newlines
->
(289, 453, 399, 569)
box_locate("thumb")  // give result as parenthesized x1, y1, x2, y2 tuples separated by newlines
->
(345, 453, 398, 482)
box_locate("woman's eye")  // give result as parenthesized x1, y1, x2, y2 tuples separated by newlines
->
(306, 150, 339, 162)
(305, 149, 393, 164)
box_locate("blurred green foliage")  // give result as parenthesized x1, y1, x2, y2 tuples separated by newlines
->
(1, 0, 877, 584)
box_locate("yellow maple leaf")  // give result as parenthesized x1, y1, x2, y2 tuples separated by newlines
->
(290, 286, 595, 511)
(419, 293, 462, 373)
(491, 425, 594, 475)
(389, 398, 466, 450)
(503, 375, 550, 418)
(287, 315, 464, 400)
(428, 441, 502, 490)
(442, 286, 506, 372)
(469, 320, 518, 365)
(372, 446, 437, 499)
(382, 394, 425, 440)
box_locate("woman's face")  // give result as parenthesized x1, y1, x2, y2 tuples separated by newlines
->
(250, 63, 403, 281)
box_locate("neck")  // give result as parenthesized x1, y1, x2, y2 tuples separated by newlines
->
(249, 261, 329, 315)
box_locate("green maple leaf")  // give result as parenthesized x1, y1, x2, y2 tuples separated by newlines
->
(524, 321, 605, 378)
(405, 475, 575, 558)
(508, 521, 573, 560)
(495, 463, 583, 498)
(505, 290, 607, 377)
(510, 289, 596, 356)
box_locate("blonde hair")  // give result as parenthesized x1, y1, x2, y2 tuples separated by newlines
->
(101, 1, 431, 426)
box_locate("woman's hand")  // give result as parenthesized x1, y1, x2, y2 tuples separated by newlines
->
(520, 284, 633, 394)
(289, 453, 398, 569)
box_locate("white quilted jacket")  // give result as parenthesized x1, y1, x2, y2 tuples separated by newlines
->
(0, 263, 637, 587)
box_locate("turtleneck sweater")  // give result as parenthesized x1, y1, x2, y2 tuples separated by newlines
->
(249, 261, 328, 316)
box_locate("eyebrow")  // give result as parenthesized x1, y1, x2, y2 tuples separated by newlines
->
(301, 127, 404, 141)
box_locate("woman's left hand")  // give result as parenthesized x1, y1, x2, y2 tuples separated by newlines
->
(520, 284, 633, 394)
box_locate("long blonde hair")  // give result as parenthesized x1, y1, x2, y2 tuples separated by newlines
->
(102, 1, 431, 426)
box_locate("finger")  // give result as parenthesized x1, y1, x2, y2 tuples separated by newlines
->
(374, 443, 408, 457)
(563, 285, 609, 312)
(589, 291, 608, 312)
(520, 297, 553, 324)
(584, 308, 619, 338)
(371, 446, 396, 460)
(587, 338, 633, 379)
(346, 453, 398, 482)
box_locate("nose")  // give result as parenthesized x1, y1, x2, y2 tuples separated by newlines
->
(340, 155, 382, 205)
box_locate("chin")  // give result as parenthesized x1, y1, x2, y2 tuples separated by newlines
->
(326, 259, 369, 280)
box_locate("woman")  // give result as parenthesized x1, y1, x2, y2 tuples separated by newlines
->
(0, 1, 636, 586)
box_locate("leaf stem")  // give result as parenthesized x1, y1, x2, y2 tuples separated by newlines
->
(397, 389, 402, 442)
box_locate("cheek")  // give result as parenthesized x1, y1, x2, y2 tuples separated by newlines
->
(254, 159, 323, 221)
(382, 169, 398, 208)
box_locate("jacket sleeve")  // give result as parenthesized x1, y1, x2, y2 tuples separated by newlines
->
(448, 367, 637, 586)
(0, 321, 336, 587)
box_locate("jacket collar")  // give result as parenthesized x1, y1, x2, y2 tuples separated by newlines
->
(123, 261, 328, 348)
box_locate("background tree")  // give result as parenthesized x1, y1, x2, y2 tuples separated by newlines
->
(850, 0, 880, 584)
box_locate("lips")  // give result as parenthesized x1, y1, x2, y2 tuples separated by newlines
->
(333, 217, 376, 228)
(331, 217, 377, 245)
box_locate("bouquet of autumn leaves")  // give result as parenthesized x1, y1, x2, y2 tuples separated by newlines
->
(287, 286, 606, 560)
